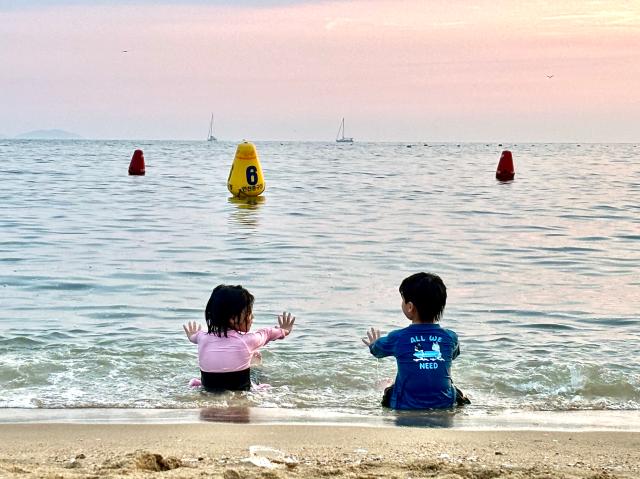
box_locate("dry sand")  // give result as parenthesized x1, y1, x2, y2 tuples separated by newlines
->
(0, 422, 638, 478)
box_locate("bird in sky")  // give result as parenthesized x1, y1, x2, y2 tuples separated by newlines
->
(546, 74, 554, 78)
(122, 50, 129, 53)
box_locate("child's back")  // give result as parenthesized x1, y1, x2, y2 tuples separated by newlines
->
(188, 326, 286, 391)
(184, 284, 295, 392)
(363, 272, 469, 409)
(369, 322, 459, 409)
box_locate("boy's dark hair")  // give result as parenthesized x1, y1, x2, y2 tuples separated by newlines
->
(399, 272, 447, 323)
(205, 284, 254, 337)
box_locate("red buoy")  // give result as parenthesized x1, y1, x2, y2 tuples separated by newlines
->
(128, 149, 145, 175)
(496, 150, 514, 181)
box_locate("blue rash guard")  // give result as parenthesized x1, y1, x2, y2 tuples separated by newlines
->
(369, 323, 460, 410)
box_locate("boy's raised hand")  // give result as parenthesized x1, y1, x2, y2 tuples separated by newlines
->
(362, 327, 381, 346)
(278, 311, 296, 336)
(183, 321, 202, 339)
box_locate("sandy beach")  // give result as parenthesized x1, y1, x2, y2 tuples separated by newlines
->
(1, 421, 638, 479)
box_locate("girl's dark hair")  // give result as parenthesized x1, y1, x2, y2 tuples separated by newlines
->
(205, 284, 254, 337)
(399, 272, 447, 323)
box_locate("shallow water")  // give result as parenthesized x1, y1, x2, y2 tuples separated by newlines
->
(1, 140, 639, 417)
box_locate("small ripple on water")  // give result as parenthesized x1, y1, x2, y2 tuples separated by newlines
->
(513, 323, 578, 331)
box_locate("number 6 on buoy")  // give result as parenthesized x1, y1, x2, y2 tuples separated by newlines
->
(227, 141, 266, 198)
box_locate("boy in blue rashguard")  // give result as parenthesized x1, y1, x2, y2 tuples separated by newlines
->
(363, 272, 470, 409)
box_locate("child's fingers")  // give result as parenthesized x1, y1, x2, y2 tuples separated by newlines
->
(278, 312, 294, 325)
(366, 328, 379, 344)
(362, 327, 382, 346)
(183, 321, 201, 337)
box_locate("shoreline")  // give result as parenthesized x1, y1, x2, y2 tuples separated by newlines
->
(1, 407, 640, 431)
(1, 423, 638, 478)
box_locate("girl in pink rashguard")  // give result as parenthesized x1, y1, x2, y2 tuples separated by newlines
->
(183, 284, 295, 392)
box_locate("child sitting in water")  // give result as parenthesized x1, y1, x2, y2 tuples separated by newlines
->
(183, 284, 295, 392)
(362, 272, 470, 409)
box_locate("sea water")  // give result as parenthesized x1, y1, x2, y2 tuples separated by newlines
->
(1, 140, 639, 420)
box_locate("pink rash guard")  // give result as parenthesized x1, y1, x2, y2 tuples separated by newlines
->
(189, 327, 286, 373)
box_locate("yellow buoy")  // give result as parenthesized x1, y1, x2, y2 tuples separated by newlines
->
(227, 141, 265, 198)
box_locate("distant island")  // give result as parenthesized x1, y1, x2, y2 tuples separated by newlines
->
(15, 129, 83, 140)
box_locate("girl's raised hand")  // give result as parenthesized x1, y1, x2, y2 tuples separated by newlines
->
(278, 311, 296, 336)
(362, 327, 381, 346)
(183, 321, 202, 339)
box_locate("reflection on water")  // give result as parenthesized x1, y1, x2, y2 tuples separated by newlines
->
(391, 410, 456, 428)
(2, 407, 639, 431)
(200, 406, 251, 423)
(197, 405, 456, 427)
(227, 195, 266, 230)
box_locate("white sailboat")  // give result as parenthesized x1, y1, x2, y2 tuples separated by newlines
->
(336, 118, 353, 143)
(207, 114, 217, 142)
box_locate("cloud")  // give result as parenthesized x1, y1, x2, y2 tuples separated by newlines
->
(541, 9, 640, 28)
(324, 17, 355, 31)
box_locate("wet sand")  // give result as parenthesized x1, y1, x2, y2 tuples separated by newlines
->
(1, 423, 638, 478)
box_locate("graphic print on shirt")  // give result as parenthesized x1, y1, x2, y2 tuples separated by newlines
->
(411, 335, 444, 362)
(413, 342, 444, 361)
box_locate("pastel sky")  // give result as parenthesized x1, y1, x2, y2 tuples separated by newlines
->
(1, 0, 639, 141)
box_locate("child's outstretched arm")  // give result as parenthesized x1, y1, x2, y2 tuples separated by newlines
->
(182, 321, 202, 344)
(278, 311, 296, 336)
(243, 312, 296, 351)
